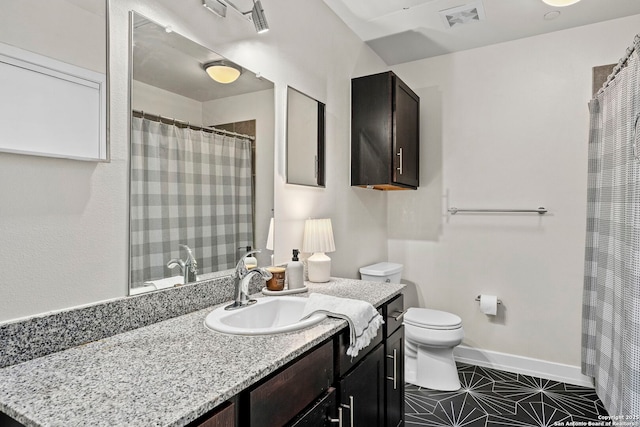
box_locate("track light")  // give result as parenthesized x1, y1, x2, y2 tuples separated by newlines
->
(250, 0, 269, 34)
(202, 0, 227, 18)
(203, 0, 269, 34)
(203, 60, 243, 84)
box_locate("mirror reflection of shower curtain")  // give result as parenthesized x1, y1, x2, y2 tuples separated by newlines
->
(582, 36, 640, 418)
(130, 116, 253, 286)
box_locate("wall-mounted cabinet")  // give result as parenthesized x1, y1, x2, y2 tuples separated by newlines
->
(351, 71, 419, 190)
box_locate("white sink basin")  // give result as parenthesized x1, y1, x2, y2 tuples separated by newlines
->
(204, 296, 326, 335)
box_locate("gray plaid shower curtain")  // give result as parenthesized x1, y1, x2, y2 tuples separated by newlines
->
(582, 36, 640, 418)
(130, 116, 253, 287)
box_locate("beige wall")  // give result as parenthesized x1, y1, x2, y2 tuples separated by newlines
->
(387, 14, 640, 367)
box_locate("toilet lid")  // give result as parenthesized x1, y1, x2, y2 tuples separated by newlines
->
(404, 308, 462, 330)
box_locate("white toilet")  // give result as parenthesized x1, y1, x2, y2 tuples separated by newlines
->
(360, 262, 464, 392)
(404, 308, 464, 391)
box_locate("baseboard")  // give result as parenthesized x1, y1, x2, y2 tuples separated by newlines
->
(453, 345, 594, 388)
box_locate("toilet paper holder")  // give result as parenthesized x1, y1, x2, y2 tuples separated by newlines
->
(475, 295, 502, 305)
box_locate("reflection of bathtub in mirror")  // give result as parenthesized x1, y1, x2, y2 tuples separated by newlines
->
(128, 12, 275, 295)
(130, 270, 234, 295)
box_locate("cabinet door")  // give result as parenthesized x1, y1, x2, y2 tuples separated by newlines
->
(393, 78, 419, 188)
(351, 72, 393, 188)
(338, 344, 385, 427)
(386, 327, 405, 427)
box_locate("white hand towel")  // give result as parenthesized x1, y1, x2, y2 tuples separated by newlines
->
(300, 293, 384, 357)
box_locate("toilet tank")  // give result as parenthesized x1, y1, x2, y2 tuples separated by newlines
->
(359, 262, 403, 283)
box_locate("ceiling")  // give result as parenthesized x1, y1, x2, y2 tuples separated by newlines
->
(321, 0, 640, 65)
(132, 14, 273, 102)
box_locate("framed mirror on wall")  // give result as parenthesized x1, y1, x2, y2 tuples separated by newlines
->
(286, 86, 326, 187)
(129, 12, 275, 295)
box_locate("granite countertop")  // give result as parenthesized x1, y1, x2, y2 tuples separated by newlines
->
(0, 278, 404, 427)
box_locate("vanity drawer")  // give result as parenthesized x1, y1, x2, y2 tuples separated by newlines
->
(288, 387, 337, 427)
(385, 294, 404, 338)
(248, 340, 333, 427)
(191, 401, 235, 427)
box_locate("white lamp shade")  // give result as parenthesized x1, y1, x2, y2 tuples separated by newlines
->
(303, 218, 335, 283)
(266, 218, 274, 250)
(302, 219, 335, 253)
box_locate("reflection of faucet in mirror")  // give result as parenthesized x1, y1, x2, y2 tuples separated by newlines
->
(225, 250, 272, 310)
(167, 244, 198, 285)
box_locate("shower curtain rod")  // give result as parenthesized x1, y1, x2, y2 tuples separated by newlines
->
(595, 33, 640, 97)
(132, 109, 255, 141)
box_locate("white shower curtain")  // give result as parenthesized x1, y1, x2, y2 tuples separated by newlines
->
(130, 116, 254, 286)
(582, 35, 640, 418)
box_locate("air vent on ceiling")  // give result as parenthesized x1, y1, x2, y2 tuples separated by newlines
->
(439, 1, 486, 29)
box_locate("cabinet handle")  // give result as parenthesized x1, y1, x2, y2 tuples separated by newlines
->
(396, 148, 403, 175)
(389, 309, 406, 322)
(386, 348, 398, 390)
(340, 396, 354, 427)
(327, 407, 343, 427)
(314, 154, 318, 178)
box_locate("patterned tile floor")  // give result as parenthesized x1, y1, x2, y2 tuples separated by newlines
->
(405, 363, 608, 426)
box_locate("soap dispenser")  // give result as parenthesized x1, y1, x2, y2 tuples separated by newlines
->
(242, 246, 258, 269)
(288, 249, 304, 290)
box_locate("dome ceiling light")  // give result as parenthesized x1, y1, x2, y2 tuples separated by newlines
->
(203, 60, 243, 84)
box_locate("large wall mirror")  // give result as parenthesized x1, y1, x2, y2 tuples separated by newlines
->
(286, 87, 326, 187)
(129, 12, 275, 295)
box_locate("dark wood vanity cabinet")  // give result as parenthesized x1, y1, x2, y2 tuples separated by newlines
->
(351, 71, 419, 190)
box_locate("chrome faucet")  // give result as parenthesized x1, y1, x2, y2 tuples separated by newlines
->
(225, 250, 272, 310)
(167, 244, 198, 285)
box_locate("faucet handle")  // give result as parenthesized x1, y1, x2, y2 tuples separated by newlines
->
(167, 258, 185, 271)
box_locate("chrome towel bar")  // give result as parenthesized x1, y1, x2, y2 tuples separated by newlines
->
(448, 207, 547, 215)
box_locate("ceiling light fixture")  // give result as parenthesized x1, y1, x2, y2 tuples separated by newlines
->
(203, 0, 269, 34)
(541, 0, 581, 6)
(203, 60, 243, 84)
(202, 0, 227, 18)
(249, 0, 269, 34)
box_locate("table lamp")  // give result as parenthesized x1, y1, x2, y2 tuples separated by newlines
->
(302, 218, 335, 282)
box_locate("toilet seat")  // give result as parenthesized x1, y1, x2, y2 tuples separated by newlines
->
(404, 308, 462, 330)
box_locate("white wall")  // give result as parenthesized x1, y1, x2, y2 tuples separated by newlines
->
(387, 14, 640, 367)
(0, 0, 121, 322)
(132, 80, 203, 124)
(0, 0, 386, 322)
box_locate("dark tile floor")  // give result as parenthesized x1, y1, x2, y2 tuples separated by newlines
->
(405, 363, 608, 426)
